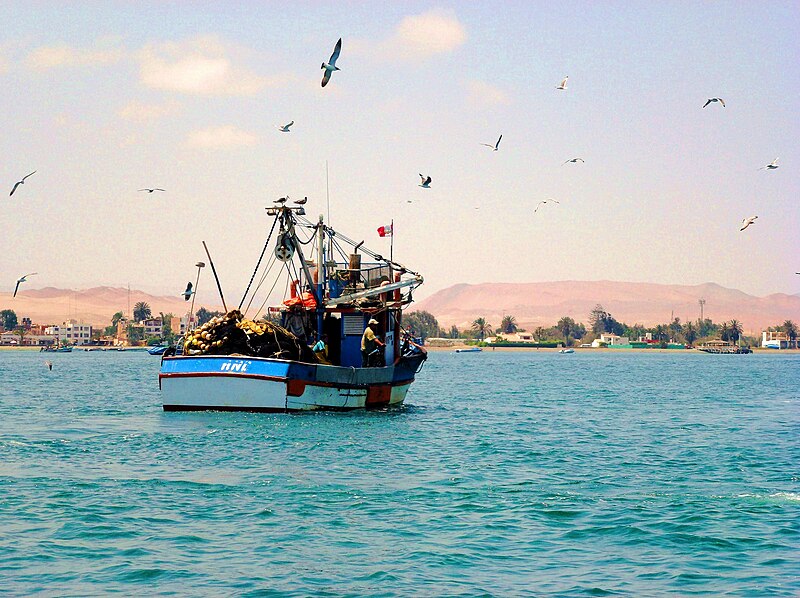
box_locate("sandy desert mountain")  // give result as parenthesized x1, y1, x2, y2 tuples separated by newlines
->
(412, 281, 800, 334)
(1, 286, 224, 327)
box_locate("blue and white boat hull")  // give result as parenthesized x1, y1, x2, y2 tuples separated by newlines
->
(160, 353, 425, 412)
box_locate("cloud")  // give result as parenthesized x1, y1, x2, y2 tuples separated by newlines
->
(465, 80, 511, 107)
(118, 99, 181, 122)
(26, 43, 124, 70)
(388, 9, 467, 60)
(186, 125, 258, 149)
(138, 36, 269, 96)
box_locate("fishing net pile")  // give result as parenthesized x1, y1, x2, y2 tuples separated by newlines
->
(183, 309, 319, 363)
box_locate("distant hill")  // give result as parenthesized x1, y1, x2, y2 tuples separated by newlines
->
(1, 286, 224, 327)
(412, 281, 800, 334)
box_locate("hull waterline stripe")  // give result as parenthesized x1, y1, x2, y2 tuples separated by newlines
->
(159, 371, 414, 391)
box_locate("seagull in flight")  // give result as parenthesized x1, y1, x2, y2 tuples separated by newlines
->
(418, 174, 432, 188)
(139, 188, 165, 193)
(561, 157, 585, 165)
(556, 76, 568, 90)
(740, 216, 758, 231)
(182, 282, 194, 301)
(321, 38, 342, 87)
(276, 121, 294, 133)
(703, 97, 726, 108)
(275, 196, 288, 205)
(293, 197, 308, 205)
(759, 158, 779, 171)
(13, 272, 37, 297)
(481, 135, 502, 151)
(534, 199, 560, 213)
(10, 171, 36, 196)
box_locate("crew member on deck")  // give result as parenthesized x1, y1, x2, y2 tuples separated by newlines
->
(312, 334, 330, 364)
(361, 318, 384, 367)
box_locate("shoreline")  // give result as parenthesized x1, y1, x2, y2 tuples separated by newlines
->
(2, 345, 798, 355)
(425, 345, 800, 354)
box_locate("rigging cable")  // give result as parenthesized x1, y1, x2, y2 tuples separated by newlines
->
(238, 213, 279, 311)
(243, 251, 278, 317)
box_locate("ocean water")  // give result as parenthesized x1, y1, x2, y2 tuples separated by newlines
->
(0, 349, 797, 596)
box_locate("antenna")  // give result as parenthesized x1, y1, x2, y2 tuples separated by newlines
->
(325, 160, 330, 226)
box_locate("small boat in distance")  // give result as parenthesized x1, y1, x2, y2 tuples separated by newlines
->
(455, 347, 482, 353)
(558, 348, 575, 354)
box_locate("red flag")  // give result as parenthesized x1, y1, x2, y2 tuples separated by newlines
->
(377, 224, 393, 237)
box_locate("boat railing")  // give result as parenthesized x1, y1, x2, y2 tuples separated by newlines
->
(328, 262, 392, 297)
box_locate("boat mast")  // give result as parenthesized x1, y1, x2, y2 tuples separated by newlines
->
(316, 214, 325, 341)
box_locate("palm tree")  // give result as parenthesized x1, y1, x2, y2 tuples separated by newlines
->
(728, 320, 743, 345)
(471, 317, 493, 341)
(111, 311, 124, 326)
(534, 326, 546, 341)
(782, 320, 798, 348)
(133, 301, 151, 322)
(500, 315, 518, 334)
(683, 321, 697, 346)
(719, 321, 730, 343)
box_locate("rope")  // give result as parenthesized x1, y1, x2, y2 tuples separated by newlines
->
(238, 215, 279, 310)
(243, 252, 278, 317)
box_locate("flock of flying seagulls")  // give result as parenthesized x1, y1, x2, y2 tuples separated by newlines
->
(5, 35, 792, 300)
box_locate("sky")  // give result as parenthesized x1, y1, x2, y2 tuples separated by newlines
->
(1, 1, 798, 305)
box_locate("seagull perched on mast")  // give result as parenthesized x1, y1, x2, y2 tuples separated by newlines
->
(139, 188, 165, 193)
(294, 197, 308, 205)
(274, 196, 288, 205)
(740, 216, 758, 231)
(418, 174, 432, 188)
(276, 121, 294, 132)
(703, 97, 726, 108)
(13, 273, 37, 297)
(321, 38, 342, 87)
(758, 158, 779, 171)
(182, 282, 194, 301)
(481, 135, 502, 151)
(534, 199, 560, 213)
(556, 76, 568, 90)
(10, 171, 36, 196)
(561, 157, 585, 165)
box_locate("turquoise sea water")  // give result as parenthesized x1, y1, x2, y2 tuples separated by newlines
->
(0, 350, 797, 596)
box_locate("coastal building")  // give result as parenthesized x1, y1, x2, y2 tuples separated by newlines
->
(46, 322, 93, 346)
(142, 318, 163, 337)
(761, 330, 798, 349)
(591, 333, 630, 348)
(0, 331, 56, 346)
(171, 315, 197, 335)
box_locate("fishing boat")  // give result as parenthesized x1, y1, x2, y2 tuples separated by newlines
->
(455, 347, 482, 353)
(160, 203, 427, 412)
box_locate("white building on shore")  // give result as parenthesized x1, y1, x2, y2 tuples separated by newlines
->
(45, 322, 93, 346)
(761, 330, 798, 349)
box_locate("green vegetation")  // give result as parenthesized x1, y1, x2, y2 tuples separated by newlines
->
(500, 315, 518, 334)
(196, 307, 223, 326)
(471, 317, 493, 341)
(133, 302, 151, 322)
(1, 309, 18, 331)
(403, 310, 441, 341)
